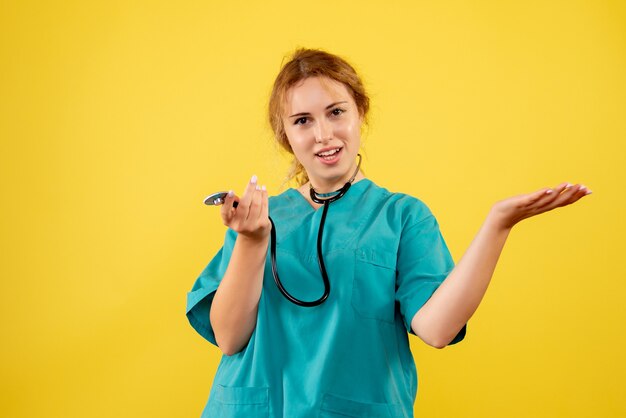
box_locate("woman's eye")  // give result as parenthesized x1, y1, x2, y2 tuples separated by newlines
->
(331, 108, 344, 116)
(294, 117, 307, 125)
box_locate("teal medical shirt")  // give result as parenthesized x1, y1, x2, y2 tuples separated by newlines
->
(187, 179, 465, 418)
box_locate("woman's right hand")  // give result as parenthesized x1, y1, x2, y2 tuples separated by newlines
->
(220, 175, 271, 242)
(211, 174, 270, 355)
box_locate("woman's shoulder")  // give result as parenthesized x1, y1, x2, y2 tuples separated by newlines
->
(268, 187, 300, 208)
(265, 179, 438, 227)
(365, 179, 435, 225)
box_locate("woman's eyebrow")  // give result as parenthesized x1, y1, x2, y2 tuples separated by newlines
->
(289, 101, 348, 118)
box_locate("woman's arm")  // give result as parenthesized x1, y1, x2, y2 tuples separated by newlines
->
(210, 176, 271, 356)
(411, 182, 591, 348)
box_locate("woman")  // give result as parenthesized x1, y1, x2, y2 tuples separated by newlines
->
(186, 48, 590, 417)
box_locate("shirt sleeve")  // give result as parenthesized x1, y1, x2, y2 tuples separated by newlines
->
(186, 228, 237, 346)
(395, 213, 466, 345)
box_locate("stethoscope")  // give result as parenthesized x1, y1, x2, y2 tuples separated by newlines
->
(204, 154, 362, 307)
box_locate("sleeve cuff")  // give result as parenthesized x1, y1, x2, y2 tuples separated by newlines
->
(448, 323, 466, 345)
(186, 284, 219, 346)
(403, 281, 441, 335)
(403, 283, 468, 346)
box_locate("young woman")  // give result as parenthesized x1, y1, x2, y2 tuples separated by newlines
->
(186, 48, 590, 418)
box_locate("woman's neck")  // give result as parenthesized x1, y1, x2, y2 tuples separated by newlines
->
(310, 171, 365, 193)
(297, 171, 366, 208)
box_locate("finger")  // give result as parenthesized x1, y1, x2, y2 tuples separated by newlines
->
(247, 184, 263, 221)
(530, 182, 570, 208)
(260, 185, 269, 225)
(235, 175, 259, 220)
(579, 184, 593, 196)
(220, 190, 238, 224)
(544, 183, 589, 210)
(560, 184, 591, 204)
(219, 190, 231, 214)
(553, 182, 571, 195)
(526, 187, 557, 205)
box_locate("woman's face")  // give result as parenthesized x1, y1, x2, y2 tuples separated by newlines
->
(282, 76, 363, 191)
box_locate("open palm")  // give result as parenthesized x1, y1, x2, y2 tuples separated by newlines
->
(490, 182, 591, 230)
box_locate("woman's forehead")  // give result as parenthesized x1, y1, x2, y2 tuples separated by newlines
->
(284, 77, 352, 113)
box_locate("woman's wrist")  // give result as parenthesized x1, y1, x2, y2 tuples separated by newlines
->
(236, 232, 270, 249)
(485, 206, 516, 234)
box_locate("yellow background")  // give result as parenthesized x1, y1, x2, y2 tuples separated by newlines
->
(1, 1, 625, 417)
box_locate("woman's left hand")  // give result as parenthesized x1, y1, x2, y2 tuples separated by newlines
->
(489, 182, 592, 231)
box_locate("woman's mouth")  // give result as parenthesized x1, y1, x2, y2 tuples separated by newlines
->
(315, 147, 342, 164)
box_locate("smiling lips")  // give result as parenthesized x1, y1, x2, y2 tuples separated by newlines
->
(316, 147, 343, 164)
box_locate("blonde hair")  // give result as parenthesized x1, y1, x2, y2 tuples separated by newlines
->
(268, 48, 370, 185)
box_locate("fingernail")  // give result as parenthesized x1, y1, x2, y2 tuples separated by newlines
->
(565, 183, 572, 188)
(579, 185, 586, 191)
(255, 185, 261, 191)
(228, 190, 234, 197)
(250, 175, 258, 184)
(261, 185, 267, 191)
(585, 190, 593, 195)
(546, 189, 554, 194)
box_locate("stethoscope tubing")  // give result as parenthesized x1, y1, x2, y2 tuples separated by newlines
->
(205, 155, 361, 307)
(271, 154, 359, 307)
(270, 191, 342, 307)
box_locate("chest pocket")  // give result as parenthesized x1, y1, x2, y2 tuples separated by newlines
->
(352, 247, 397, 324)
(319, 393, 403, 418)
(204, 385, 269, 418)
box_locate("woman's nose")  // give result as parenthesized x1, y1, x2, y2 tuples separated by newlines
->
(314, 119, 332, 143)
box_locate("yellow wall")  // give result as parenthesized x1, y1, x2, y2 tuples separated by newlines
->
(1, 1, 625, 417)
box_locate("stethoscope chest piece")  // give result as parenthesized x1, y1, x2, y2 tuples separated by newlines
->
(204, 191, 239, 207)
(204, 191, 229, 206)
